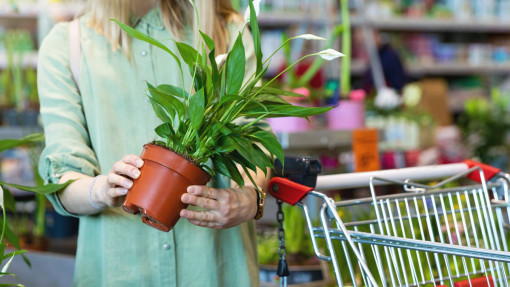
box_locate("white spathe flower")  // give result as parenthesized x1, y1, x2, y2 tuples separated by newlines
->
(244, 0, 261, 23)
(296, 34, 326, 41)
(215, 53, 228, 69)
(317, 49, 344, 60)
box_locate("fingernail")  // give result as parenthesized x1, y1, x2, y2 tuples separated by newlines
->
(180, 209, 188, 218)
(136, 159, 144, 168)
(120, 188, 128, 194)
(132, 169, 140, 178)
(182, 194, 190, 203)
(187, 186, 197, 194)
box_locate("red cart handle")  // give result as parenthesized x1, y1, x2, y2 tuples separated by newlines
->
(463, 160, 501, 183)
(268, 177, 314, 206)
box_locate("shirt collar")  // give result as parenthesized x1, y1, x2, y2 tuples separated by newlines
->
(133, 7, 165, 30)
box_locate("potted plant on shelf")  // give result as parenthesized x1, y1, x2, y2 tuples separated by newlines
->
(113, 1, 343, 232)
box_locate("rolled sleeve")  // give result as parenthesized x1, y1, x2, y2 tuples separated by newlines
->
(37, 22, 99, 216)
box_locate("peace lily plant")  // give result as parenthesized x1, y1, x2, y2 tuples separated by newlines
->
(112, 1, 343, 188)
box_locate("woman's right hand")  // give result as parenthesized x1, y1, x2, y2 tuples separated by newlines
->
(100, 155, 144, 207)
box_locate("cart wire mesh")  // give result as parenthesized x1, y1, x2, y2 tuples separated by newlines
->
(269, 163, 510, 287)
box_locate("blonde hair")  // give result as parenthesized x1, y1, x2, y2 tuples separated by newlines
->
(83, 0, 240, 57)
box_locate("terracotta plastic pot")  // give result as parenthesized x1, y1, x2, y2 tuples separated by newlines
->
(122, 144, 210, 232)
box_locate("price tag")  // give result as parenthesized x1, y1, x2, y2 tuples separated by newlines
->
(352, 129, 380, 172)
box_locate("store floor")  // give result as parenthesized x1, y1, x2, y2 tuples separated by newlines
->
(0, 250, 74, 286)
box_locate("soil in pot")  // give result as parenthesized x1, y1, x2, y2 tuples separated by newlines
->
(123, 144, 210, 232)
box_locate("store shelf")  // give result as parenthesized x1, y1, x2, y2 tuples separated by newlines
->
(258, 12, 329, 27)
(354, 17, 510, 33)
(0, 51, 38, 69)
(0, 12, 38, 20)
(0, 126, 41, 140)
(350, 60, 510, 76)
(277, 130, 352, 151)
(259, 12, 510, 32)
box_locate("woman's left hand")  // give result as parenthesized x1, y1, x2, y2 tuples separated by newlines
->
(180, 185, 257, 229)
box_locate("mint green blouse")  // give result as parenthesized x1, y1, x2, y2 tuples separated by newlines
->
(38, 9, 260, 287)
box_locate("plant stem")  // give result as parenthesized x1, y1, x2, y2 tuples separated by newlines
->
(340, 0, 351, 97)
(296, 27, 342, 87)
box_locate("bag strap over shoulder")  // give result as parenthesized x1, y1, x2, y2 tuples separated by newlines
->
(68, 18, 81, 91)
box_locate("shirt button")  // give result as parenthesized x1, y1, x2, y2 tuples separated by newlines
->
(163, 244, 170, 250)
(141, 50, 147, 57)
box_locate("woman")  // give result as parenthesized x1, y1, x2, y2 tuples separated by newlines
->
(38, 0, 266, 286)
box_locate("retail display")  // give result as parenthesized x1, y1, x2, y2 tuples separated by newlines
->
(113, 3, 335, 231)
(2, 0, 510, 286)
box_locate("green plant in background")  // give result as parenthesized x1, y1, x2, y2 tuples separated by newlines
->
(113, 1, 341, 188)
(0, 133, 71, 284)
(0, 30, 37, 110)
(459, 88, 510, 168)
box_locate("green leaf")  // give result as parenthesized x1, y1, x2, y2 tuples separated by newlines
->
(248, 130, 284, 164)
(2, 222, 20, 251)
(175, 42, 203, 68)
(248, 94, 288, 105)
(148, 96, 174, 124)
(0, 180, 72, 195)
(228, 150, 256, 172)
(146, 83, 174, 126)
(200, 31, 215, 51)
(0, 133, 44, 152)
(220, 66, 227, 98)
(189, 88, 205, 130)
(155, 123, 175, 140)
(1, 249, 26, 262)
(225, 33, 245, 96)
(215, 136, 235, 153)
(157, 84, 189, 100)
(251, 87, 307, 98)
(218, 94, 244, 106)
(148, 88, 185, 120)
(248, 0, 263, 74)
(243, 104, 333, 118)
(213, 156, 244, 187)
(231, 137, 267, 172)
(111, 19, 185, 97)
(2, 188, 15, 213)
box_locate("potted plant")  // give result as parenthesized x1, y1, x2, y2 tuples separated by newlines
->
(0, 133, 71, 284)
(112, 1, 343, 232)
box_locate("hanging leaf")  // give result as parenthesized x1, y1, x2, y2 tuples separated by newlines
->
(2, 222, 20, 250)
(248, 0, 263, 74)
(189, 88, 205, 130)
(156, 84, 189, 100)
(225, 33, 245, 96)
(0, 180, 72, 195)
(0, 133, 44, 152)
(1, 188, 15, 213)
(248, 130, 284, 164)
(148, 88, 185, 120)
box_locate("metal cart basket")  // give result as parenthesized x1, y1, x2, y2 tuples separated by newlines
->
(268, 160, 510, 287)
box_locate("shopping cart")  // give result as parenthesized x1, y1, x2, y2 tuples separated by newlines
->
(268, 159, 510, 287)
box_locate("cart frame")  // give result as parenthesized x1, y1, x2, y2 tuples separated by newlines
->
(269, 160, 510, 287)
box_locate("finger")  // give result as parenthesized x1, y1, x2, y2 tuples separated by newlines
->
(181, 193, 219, 210)
(108, 187, 129, 198)
(111, 161, 141, 179)
(121, 154, 144, 168)
(187, 185, 219, 200)
(107, 172, 134, 189)
(180, 209, 218, 223)
(188, 219, 219, 229)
